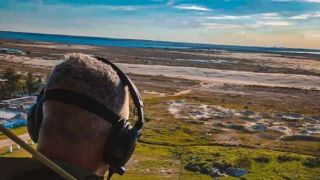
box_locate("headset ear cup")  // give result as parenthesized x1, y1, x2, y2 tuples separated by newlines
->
(27, 95, 44, 143)
(104, 118, 141, 175)
(104, 119, 125, 164)
(119, 128, 138, 165)
(27, 104, 39, 143)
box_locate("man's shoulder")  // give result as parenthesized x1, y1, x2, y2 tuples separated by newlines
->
(0, 157, 104, 180)
(0, 157, 63, 180)
(0, 157, 41, 176)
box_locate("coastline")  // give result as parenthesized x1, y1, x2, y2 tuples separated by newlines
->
(0, 38, 320, 90)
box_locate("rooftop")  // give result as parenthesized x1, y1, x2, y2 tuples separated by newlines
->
(0, 110, 19, 120)
(2, 96, 36, 105)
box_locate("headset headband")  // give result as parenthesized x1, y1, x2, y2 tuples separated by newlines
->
(42, 56, 144, 130)
(95, 56, 144, 129)
(43, 89, 120, 126)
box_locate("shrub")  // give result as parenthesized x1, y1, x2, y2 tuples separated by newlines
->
(184, 162, 201, 172)
(235, 154, 252, 169)
(254, 156, 271, 163)
(213, 153, 220, 157)
(303, 157, 320, 168)
(277, 155, 300, 163)
(199, 164, 212, 174)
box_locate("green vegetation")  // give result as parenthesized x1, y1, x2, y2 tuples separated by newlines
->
(254, 155, 271, 163)
(0, 68, 22, 99)
(3, 143, 320, 179)
(0, 68, 42, 99)
(181, 146, 320, 179)
(0, 144, 35, 157)
(277, 155, 301, 163)
(303, 157, 320, 168)
(0, 77, 319, 179)
(25, 72, 42, 95)
(0, 126, 27, 140)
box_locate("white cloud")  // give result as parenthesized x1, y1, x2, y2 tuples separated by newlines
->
(260, 13, 279, 17)
(290, 11, 320, 19)
(259, 13, 282, 19)
(174, 4, 211, 11)
(202, 23, 244, 29)
(204, 13, 283, 21)
(256, 21, 292, 26)
(205, 15, 251, 20)
(201, 13, 292, 29)
(291, 14, 310, 19)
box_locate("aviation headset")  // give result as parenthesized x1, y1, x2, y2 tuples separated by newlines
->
(27, 56, 144, 180)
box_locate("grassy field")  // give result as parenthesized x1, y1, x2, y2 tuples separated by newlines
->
(0, 126, 28, 140)
(0, 144, 34, 157)
(0, 78, 319, 179)
(2, 143, 319, 180)
(2, 137, 319, 180)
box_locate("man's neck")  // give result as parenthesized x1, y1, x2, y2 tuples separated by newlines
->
(37, 144, 108, 176)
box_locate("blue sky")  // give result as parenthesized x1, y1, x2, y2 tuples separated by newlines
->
(1, 0, 320, 48)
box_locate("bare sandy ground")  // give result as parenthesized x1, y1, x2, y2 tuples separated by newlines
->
(163, 50, 320, 73)
(2, 40, 320, 75)
(1, 54, 319, 90)
(0, 54, 61, 67)
(118, 63, 320, 90)
(7, 42, 98, 50)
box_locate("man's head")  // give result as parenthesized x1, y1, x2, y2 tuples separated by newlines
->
(37, 54, 129, 175)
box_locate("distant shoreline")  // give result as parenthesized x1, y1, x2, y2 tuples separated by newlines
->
(1, 31, 320, 56)
(0, 38, 319, 91)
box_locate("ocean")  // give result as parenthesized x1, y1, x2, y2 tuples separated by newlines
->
(1, 31, 320, 55)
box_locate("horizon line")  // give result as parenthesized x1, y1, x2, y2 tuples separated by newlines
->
(1, 30, 320, 51)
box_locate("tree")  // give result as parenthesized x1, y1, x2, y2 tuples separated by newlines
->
(25, 72, 38, 95)
(1, 68, 22, 98)
(0, 79, 7, 99)
(35, 77, 43, 92)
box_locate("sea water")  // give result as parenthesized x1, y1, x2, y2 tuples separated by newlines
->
(1, 31, 320, 55)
